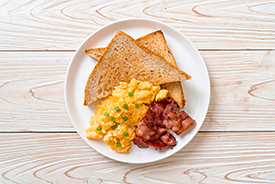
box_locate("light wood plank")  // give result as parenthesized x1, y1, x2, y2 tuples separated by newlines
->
(0, 52, 73, 131)
(0, 132, 275, 183)
(0, 0, 274, 50)
(0, 51, 274, 131)
(203, 50, 275, 131)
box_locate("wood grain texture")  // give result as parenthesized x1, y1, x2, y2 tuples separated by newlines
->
(0, 52, 73, 131)
(204, 50, 275, 131)
(1, 0, 274, 183)
(0, 51, 274, 131)
(0, 0, 274, 50)
(0, 132, 275, 183)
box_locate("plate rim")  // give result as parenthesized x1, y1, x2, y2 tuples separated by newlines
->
(64, 18, 210, 164)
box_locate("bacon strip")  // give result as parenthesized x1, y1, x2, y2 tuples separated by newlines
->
(133, 98, 195, 150)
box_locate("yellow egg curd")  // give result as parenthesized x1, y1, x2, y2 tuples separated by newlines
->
(86, 79, 168, 154)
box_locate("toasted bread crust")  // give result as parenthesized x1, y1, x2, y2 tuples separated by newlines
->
(85, 47, 105, 60)
(135, 30, 187, 107)
(84, 31, 191, 105)
(85, 30, 188, 107)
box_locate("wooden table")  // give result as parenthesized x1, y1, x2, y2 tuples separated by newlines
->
(1, 1, 274, 183)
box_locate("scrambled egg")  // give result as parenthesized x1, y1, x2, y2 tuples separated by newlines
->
(86, 79, 168, 154)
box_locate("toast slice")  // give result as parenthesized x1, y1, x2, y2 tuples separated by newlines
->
(85, 47, 105, 60)
(84, 31, 191, 105)
(85, 30, 187, 107)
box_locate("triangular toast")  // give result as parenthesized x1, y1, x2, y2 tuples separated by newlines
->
(85, 47, 105, 60)
(85, 30, 188, 107)
(84, 31, 191, 105)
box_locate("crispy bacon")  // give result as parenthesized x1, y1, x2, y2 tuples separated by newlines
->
(136, 119, 155, 141)
(150, 101, 166, 127)
(133, 136, 149, 148)
(158, 128, 176, 146)
(162, 99, 195, 135)
(133, 98, 195, 150)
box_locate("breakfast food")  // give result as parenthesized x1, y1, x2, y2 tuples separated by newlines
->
(85, 47, 105, 60)
(85, 30, 186, 107)
(84, 31, 191, 106)
(86, 79, 168, 154)
(133, 98, 195, 150)
(84, 30, 195, 154)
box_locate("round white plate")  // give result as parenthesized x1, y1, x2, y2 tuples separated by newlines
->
(65, 18, 210, 164)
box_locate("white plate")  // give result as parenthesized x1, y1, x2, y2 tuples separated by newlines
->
(65, 18, 210, 164)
